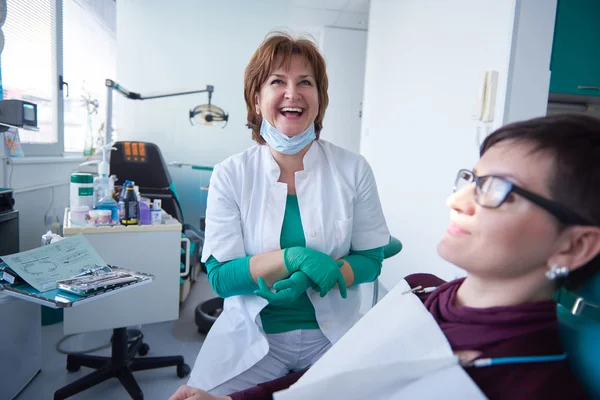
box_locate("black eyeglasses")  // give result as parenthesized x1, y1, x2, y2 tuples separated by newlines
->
(454, 169, 593, 226)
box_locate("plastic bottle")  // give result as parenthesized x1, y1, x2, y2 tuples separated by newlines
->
(120, 183, 139, 225)
(93, 161, 112, 208)
(117, 180, 130, 221)
(151, 199, 162, 225)
(139, 198, 151, 225)
(70, 173, 94, 209)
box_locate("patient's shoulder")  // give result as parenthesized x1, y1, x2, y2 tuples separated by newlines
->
(405, 273, 447, 289)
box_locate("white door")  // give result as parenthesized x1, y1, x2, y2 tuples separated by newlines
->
(320, 27, 368, 153)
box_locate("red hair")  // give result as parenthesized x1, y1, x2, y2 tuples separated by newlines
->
(244, 31, 329, 144)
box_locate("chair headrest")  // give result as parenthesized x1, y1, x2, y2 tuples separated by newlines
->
(110, 141, 172, 189)
(383, 236, 402, 259)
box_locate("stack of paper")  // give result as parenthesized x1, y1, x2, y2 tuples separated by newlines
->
(0, 235, 108, 292)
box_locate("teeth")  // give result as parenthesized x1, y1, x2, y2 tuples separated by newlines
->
(281, 107, 303, 112)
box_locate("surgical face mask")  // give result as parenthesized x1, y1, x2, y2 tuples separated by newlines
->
(259, 117, 316, 155)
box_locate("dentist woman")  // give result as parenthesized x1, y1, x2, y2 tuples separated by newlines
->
(170, 32, 390, 399)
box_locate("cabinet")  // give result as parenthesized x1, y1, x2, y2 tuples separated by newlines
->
(550, 0, 600, 97)
(0, 210, 19, 255)
(62, 209, 182, 334)
(0, 210, 42, 400)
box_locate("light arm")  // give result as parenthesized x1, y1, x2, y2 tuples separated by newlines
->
(102, 79, 223, 170)
(105, 79, 214, 101)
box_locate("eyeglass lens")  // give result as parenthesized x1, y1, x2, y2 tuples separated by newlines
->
(455, 171, 511, 208)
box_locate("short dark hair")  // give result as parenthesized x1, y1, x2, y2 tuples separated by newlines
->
(480, 114, 600, 290)
(243, 31, 329, 144)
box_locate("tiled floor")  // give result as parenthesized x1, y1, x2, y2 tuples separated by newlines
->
(16, 275, 216, 400)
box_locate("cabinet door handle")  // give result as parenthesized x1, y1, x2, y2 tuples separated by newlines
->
(577, 85, 600, 91)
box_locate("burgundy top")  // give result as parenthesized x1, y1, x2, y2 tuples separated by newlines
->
(229, 274, 588, 400)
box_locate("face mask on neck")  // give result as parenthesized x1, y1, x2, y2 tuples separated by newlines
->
(259, 117, 316, 155)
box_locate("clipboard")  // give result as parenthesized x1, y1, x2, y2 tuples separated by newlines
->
(0, 266, 153, 309)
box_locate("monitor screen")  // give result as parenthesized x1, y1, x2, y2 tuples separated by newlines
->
(23, 103, 36, 123)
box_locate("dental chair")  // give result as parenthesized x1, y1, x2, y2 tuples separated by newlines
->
(555, 270, 600, 399)
(110, 141, 203, 286)
(195, 236, 403, 334)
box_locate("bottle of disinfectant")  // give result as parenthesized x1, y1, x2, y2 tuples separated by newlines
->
(92, 160, 112, 208)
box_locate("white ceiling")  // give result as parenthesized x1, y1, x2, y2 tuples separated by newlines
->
(290, 0, 370, 30)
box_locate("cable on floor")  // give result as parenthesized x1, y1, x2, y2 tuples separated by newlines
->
(55, 329, 143, 355)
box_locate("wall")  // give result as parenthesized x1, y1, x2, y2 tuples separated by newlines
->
(320, 27, 368, 153)
(116, 0, 296, 167)
(6, 158, 83, 251)
(1, 135, 82, 253)
(116, 0, 364, 226)
(116, 1, 365, 165)
(361, 0, 557, 288)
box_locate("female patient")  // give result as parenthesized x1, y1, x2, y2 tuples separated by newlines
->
(172, 114, 600, 400)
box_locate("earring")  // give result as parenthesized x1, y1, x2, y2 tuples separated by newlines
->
(545, 264, 569, 280)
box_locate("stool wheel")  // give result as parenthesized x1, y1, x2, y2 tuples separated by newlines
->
(66, 361, 81, 372)
(177, 363, 191, 378)
(138, 343, 150, 356)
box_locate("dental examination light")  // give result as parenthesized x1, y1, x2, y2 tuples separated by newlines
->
(105, 80, 228, 135)
(188, 86, 229, 128)
(101, 80, 229, 175)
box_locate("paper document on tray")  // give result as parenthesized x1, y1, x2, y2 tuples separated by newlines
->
(1, 234, 107, 292)
(274, 279, 487, 400)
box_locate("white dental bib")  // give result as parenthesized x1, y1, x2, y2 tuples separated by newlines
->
(275, 279, 488, 400)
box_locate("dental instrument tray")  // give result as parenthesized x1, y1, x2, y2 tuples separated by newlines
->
(0, 266, 154, 308)
(56, 266, 141, 296)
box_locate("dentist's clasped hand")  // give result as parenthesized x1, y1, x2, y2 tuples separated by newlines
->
(254, 272, 315, 305)
(282, 246, 347, 298)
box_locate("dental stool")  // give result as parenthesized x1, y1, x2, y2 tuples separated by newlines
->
(194, 236, 403, 334)
(555, 271, 600, 399)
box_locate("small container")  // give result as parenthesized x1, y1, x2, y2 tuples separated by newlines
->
(151, 199, 162, 225)
(88, 209, 100, 225)
(71, 205, 90, 226)
(97, 209, 112, 225)
(97, 197, 119, 224)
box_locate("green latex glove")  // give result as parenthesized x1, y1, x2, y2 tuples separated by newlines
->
(254, 273, 314, 305)
(283, 247, 347, 298)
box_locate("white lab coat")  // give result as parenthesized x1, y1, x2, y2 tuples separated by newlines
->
(188, 139, 390, 391)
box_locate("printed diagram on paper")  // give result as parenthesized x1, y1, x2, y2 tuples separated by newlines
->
(1, 235, 107, 292)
